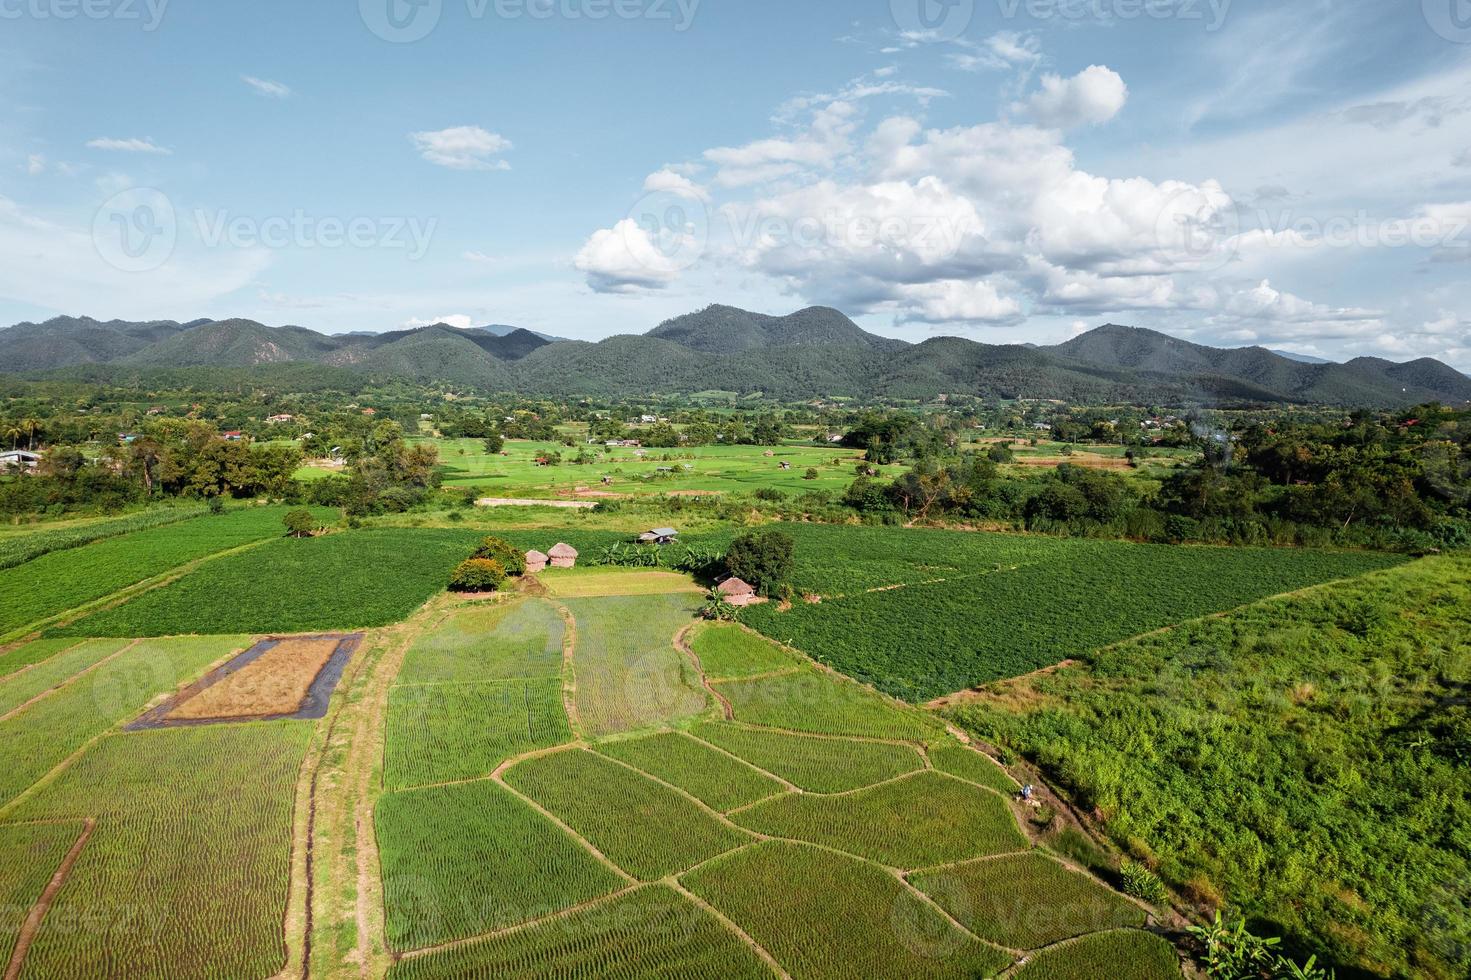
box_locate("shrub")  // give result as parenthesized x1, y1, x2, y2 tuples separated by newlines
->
(475, 536, 527, 576)
(1119, 860, 1168, 906)
(283, 509, 317, 538)
(449, 558, 506, 593)
(699, 590, 738, 621)
(803, 467, 819, 480)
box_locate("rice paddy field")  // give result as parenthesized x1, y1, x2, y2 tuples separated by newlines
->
(0, 500, 1432, 979)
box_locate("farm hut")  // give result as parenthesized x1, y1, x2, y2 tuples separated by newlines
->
(637, 527, 679, 545)
(548, 543, 579, 568)
(525, 550, 549, 573)
(718, 577, 761, 607)
(779, 461, 792, 470)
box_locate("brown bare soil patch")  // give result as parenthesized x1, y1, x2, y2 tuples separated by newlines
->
(1013, 453, 1134, 471)
(168, 637, 343, 719)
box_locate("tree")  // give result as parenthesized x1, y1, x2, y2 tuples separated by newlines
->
(803, 467, 819, 480)
(284, 509, 317, 538)
(483, 429, 504, 455)
(475, 536, 526, 576)
(724, 530, 794, 597)
(449, 558, 506, 592)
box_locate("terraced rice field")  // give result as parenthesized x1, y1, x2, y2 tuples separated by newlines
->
(712, 668, 939, 740)
(687, 623, 799, 680)
(1012, 929, 1183, 980)
(594, 731, 784, 812)
(926, 739, 1019, 794)
(397, 599, 565, 684)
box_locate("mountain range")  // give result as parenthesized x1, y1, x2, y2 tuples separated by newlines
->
(2, 306, 1468, 407)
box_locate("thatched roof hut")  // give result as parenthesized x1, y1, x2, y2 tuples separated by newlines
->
(718, 577, 762, 606)
(525, 549, 549, 573)
(548, 543, 579, 568)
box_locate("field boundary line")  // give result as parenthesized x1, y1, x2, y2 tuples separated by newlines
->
(0, 639, 142, 724)
(679, 731, 800, 794)
(0, 638, 88, 685)
(552, 601, 584, 740)
(490, 764, 637, 886)
(888, 864, 1025, 961)
(393, 884, 641, 962)
(667, 878, 792, 980)
(3, 817, 95, 980)
(711, 718, 926, 748)
(591, 747, 763, 841)
(674, 625, 734, 720)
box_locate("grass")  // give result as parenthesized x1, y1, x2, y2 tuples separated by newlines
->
(712, 668, 940, 741)
(0, 822, 84, 965)
(926, 739, 1018, 794)
(4, 723, 312, 979)
(397, 599, 564, 685)
(539, 566, 702, 598)
(502, 749, 748, 880)
(375, 779, 626, 951)
(691, 722, 925, 793)
(386, 884, 775, 980)
(688, 624, 799, 680)
(594, 732, 784, 812)
(910, 852, 1146, 948)
(681, 841, 1014, 980)
(1011, 930, 1181, 980)
(384, 679, 571, 790)
(731, 771, 1027, 869)
(948, 555, 1471, 979)
(0, 638, 130, 716)
(562, 594, 708, 738)
(0, 506, 329, 637)
(0, 638, 86, 680)
(56, 528, 481, 636)
(0, 635, 251, 809)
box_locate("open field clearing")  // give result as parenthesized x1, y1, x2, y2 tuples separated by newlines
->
(741, 529, 1407, 700)
(2, 722, 311, 979)
(0, 635, 250, 809)
(731, 770, 1026, 869)
(562, 594, 708, 737)
(538, 566, 702, 598)
(502, 749, 749, 880)
(688, 623, 799, 680)
(162, 635, 344, 719)
(691, 722, 925, 792)
(375, 779, 626, 951)
(56, 528, 480, 636)
(1011, 929, 1183, 980)
(926, 739, 1018, 793)
(397, 599, 564, 684)
(948, 555, 1471, 979)
(0, 505, 208, 570)
(595, 731, 785, 812)
(0, 506, 327, 638)
(384, 678, 570, 789)
(0, 638, 130, 716)
(712, 667, 941, 740)
(387, 884, 776, 980)
(910, 852, 1146, 948)
(681, 840, 1013, 980)
(0, 822, 84, 966)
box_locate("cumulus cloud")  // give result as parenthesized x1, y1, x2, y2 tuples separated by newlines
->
(86, 137, 172, 154)
(404, 314, 474, 329)
(410, 126, 513, 171)
(26, 154, 45, 176)
(1018, 66, 1128, 128)
(242, 75, 292, 98)
(574, 218, 691, 293)
(643, 168, 709, 202)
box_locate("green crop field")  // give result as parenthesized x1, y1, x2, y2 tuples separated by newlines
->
(384, 679, 570, 789)
(910, 852, 1146, 948)
(0, 504, 207, 570)
(0, 506, 329, 638)
(691, 722, 925, 793)
(740, 528, 1407, 700)
(503, 749, 748, 880)
(0, 822, 83, 965)
(1011, 930, 1183, 980)
(688, 624, 799, 680)
(713, 668, 941, 740)
(731, 770, 1026, 869)
(0, 637, 84, 679)
(56, 528, 480, 636)
(375, 779, 626, 950)
(561, 594, 708, 738)
(0, 637, 130, 716)
(2, 722, 311, 979)
(926, 739, 1018, 794)
(595, 731, 784, 812)
(387, 884, 775, 980)
(397, 599, 565, 684)
(681, 841, 1013, 980)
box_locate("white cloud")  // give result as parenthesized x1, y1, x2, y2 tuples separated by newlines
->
(86, 137, 172, 155)
(574, 218, 690, 293)
(462, 250, 500, 264)
(947, 32, 1041, 73)
(643, 168, 710, 202)
(404, 314, 474, 329)
(1018, 66, 1128, 129)
(409, 126, 512, 171)
(242, 75, 292, 99)
(26, 154, 45, 176)
(891, 280, 1022, 324)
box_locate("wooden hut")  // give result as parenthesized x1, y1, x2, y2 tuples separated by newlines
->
(525, 549, 549, 573)
(548, 543, 579, 568)
(718, 577, 761, 607)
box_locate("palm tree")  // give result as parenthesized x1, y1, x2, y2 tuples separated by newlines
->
(19, 418, 41, 451)
(2, 424, 20, 451)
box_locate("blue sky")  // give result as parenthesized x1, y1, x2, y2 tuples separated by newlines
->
(2, 0, 1470, 368)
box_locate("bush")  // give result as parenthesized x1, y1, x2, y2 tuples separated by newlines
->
(1119, 860, 1168, 906)
(283, 509, 317, 538)
(803, 467, 819, 480)
(475, 536, 527, 576)
(699, 590, 738, 621)
(449, 558, 506, 593)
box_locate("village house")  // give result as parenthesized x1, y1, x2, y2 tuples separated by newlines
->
(266, 414, 295, 424)
(717, 577, 762, 607)
(637, 527, 679, 545)
(146, 406, 166, 416)
(222, 430, 245, 442)
(0, 450, 41, 472)
(548, 543, 578, 568)
(524, 549, 549, 573)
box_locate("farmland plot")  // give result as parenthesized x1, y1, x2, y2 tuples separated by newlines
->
(562, 594, 707, 737)
(0, 639, 83, 680)
(387, 884, 775, 980)
(731, 770, 1026, 869)
(0, 822, 84, 966)
(927, 739, 1018, 793)
(911, 852, 1146, 948)
(712, 667, 939, 740)
(3, 723, 311, 979)
(0, 638, 130, 716)
(690, 722, 924, 793)
(681, 841, 1013, 980)
(503, 749, 748, 880)
(687, 623, 798, 680)
(1012, 929, 1182, 980)
(397, 599, 564, 685)
(595, 732, 784, 812)
(384, 679, 570, 789)
(375, 779, 625, 951)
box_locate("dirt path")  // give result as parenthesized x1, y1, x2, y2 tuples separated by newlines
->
(0, 640, 143, 724)
(674, 625, 732, 720)
(552, 602, 584, 740)
(3, 818, 95, 980)
(669, 879, 793, 980)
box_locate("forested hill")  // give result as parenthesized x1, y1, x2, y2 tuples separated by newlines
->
(3, 307, 1469, 408)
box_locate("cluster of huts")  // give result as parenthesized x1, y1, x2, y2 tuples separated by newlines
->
(523, 543, 578, 573)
